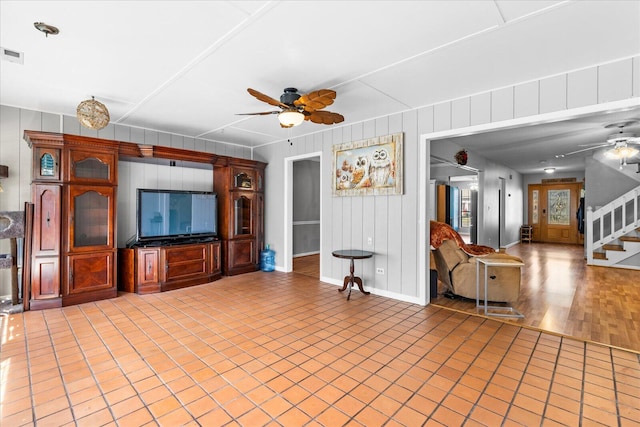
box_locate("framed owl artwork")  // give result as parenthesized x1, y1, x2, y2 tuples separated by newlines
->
(332, 132, 403, 196)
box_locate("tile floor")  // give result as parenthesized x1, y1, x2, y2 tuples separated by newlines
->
(1, 271, 639, 426)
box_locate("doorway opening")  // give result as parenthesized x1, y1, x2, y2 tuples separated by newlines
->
(450, 175, 479, 244)
(284, 152, 322, 277)
(422, 99, 639, 305)
(430, 155, 480, 245)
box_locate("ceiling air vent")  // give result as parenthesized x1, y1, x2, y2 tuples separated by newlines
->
(1, 47, 24, 64)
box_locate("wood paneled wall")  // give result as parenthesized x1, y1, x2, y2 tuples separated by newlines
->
(1, 56, 638, 299)
(254, 56, 640, 304)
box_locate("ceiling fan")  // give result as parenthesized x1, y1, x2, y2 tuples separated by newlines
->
(557, 120, 640, 159)
(238, 87, 344, 128)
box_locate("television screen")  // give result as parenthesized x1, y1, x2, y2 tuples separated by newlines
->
(137, 189, 217, 242)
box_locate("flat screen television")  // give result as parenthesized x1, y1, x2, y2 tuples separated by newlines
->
(135, 189, 217, 244)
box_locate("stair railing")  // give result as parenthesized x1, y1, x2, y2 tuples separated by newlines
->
(586, 185, 640, 264)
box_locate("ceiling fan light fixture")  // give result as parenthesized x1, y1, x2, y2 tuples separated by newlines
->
(76, 96, 110, 130)
(278, 109, 304, 127)
(604, 144, 639, 160)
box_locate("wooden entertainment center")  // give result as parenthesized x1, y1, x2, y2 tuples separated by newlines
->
(119, 241, 221, 294)
(23, 131, 265, 309)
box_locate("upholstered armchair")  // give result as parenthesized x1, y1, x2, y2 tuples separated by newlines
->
(433, 239, 523, 302)
(430, 221, 523, 302)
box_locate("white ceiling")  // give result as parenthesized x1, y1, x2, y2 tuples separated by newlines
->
(1, 1, 639, 174)
(435, 106, 640, 174)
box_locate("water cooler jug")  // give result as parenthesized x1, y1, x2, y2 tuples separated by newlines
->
(260, 244, 275, 272)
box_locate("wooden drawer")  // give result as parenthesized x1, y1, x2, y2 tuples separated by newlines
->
(161, 243, 209, 282)
(164, 245, 206, 264)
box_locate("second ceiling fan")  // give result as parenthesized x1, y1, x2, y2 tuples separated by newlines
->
(238, 87, 344, 128)
(559, 120, 640, 157)
(556, 120, 640, 170)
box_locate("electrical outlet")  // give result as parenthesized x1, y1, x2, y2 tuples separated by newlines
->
(376, 267, 384, 274)
(367, 237, 373, 245)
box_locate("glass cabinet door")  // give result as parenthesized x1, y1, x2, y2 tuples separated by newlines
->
(68, 150, 116, 184)
(233, 194, 253, 236)
(69, 186, 114, 251)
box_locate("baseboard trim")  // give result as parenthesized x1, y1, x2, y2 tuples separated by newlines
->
(293, 251, 320, 258)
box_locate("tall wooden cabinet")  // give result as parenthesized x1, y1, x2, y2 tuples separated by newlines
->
(214, 160, 266, 275)
(25, 131, 118, 309)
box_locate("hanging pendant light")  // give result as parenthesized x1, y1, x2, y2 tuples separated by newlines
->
(76, 96, 110, 130)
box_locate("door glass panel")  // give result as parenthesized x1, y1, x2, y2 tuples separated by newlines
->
(547, 189, 570, 225)
(74, 191, 108, 247)
(75, 157, 109, 180)
(234, 196, 251, 235)
(531, 190, 539, 224)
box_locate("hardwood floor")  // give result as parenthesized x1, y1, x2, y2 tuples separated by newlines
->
(431, 242, 640, 353)
(293, 254, 320, 278)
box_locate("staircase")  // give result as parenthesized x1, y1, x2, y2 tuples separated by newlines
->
(586, 185, 640, 269)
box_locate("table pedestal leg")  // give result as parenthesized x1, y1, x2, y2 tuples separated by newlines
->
(338, 258, 370, 300)
(339, 276, 350, 292)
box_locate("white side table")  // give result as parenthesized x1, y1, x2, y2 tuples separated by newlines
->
(476, 257, 525, 318)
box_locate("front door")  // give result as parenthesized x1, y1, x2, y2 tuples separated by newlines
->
(528, 182, 583, 244)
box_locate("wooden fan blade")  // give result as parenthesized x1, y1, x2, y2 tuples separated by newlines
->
(247, 88, 288, 109)
(236, 111, 280, 116)
(305, 110, 344, 125)
(294, 89, 336, 111)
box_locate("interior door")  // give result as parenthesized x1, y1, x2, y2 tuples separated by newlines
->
(529, 182, 582, 244)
